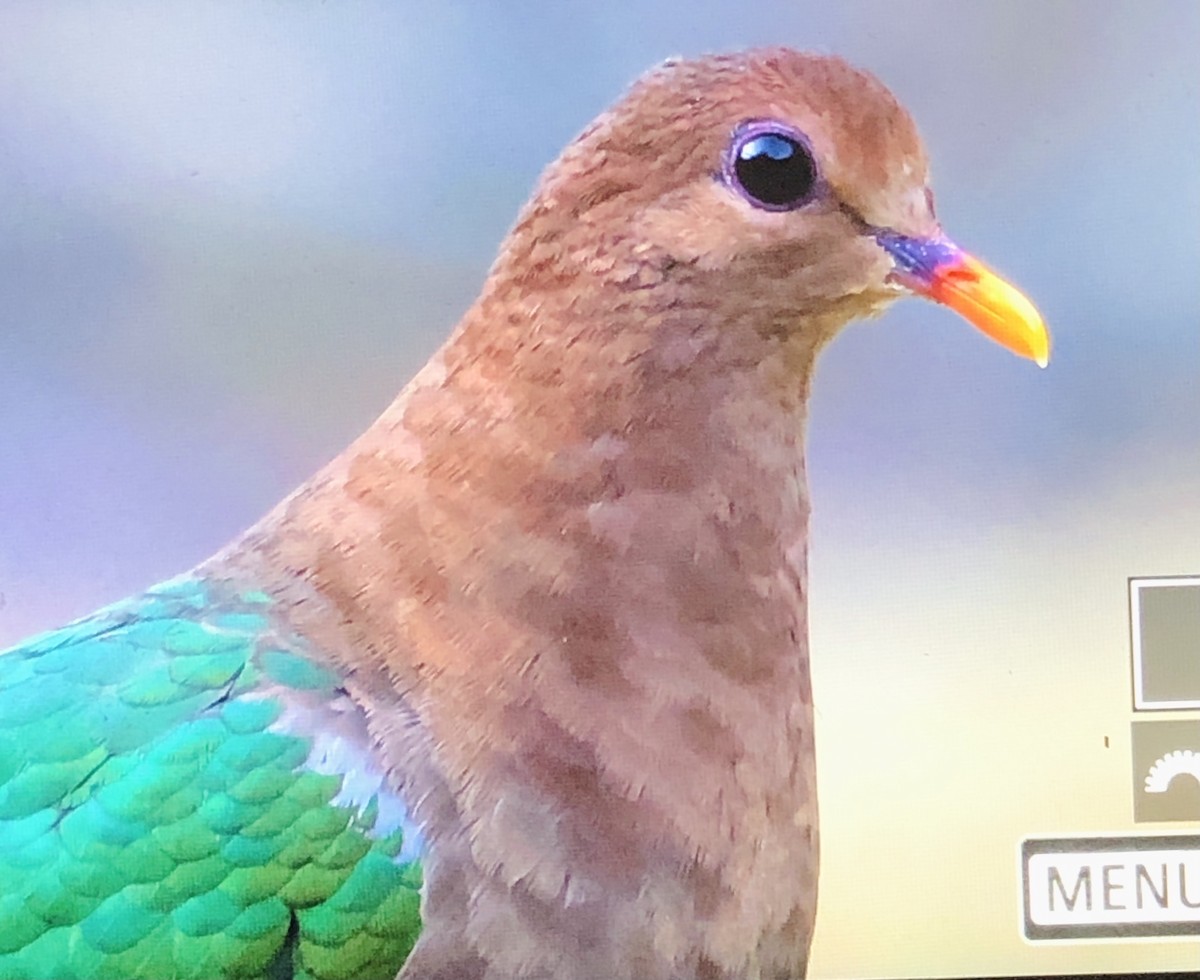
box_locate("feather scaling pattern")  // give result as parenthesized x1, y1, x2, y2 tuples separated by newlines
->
(0, 580, 422, 979)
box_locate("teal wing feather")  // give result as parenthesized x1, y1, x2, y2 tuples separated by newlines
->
(0, 579, 422, 980)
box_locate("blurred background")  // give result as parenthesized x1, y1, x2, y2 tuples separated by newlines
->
(1, 2, 1197, 976)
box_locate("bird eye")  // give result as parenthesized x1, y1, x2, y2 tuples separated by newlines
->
(726, 123, 818, 211)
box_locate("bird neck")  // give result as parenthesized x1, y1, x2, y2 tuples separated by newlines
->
(257, 269, 817, 640)
(234, 256, 827, 624)
(212, 278, 824, 971)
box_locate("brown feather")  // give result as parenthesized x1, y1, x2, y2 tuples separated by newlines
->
(210, 47, 937, 980)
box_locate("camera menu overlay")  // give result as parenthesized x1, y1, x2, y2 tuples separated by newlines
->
(1021, 576, 1200, 941)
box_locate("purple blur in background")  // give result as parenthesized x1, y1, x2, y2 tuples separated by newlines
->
(1, 1, 1197, 643)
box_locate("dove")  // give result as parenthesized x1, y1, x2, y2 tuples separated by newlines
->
(0, 47, 1048, 980)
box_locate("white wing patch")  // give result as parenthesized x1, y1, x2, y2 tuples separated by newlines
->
(265, 683, 426, 863)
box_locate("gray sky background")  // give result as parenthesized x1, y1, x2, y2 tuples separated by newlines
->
(0, 1, 1197, 639)
(2, 5, 1199, 975)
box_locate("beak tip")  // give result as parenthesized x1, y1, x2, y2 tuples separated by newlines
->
(876, 231, 1050, 368)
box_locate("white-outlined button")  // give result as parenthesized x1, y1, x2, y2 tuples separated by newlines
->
(1130, 576, 1200, 710)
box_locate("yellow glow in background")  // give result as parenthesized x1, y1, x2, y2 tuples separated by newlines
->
(807, 437, 1200, 977)
(0, 4, 1196, 977)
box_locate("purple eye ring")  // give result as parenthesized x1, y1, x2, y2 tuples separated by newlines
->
(722, 120, 821, 212)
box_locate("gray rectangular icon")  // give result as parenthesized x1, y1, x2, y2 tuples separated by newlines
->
(1130, 576, 1200, 710)
(1131, 720, 1200, 823)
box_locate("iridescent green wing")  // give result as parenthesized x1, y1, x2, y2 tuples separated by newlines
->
(0, 578, 423, 980)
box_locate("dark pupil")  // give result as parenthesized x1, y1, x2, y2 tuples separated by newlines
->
(735, 133, 815, 207)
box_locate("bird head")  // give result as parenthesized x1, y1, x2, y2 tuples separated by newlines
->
(496, 48, 1049, 370)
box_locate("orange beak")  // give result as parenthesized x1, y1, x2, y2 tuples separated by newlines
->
(876, 232, 1050, 368)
